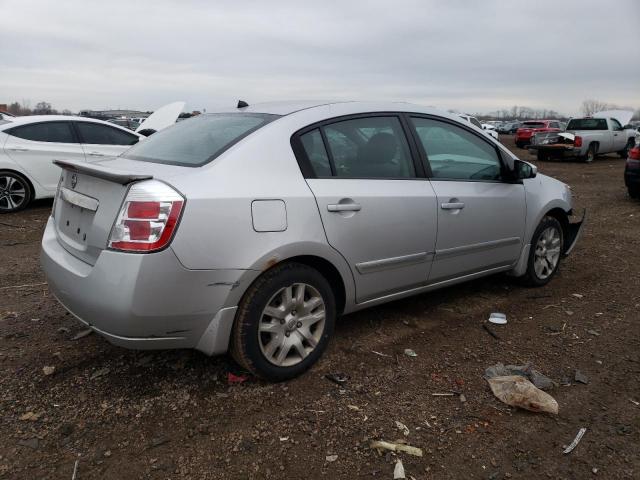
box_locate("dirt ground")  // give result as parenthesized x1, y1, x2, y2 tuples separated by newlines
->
(1, 136, 639, 480)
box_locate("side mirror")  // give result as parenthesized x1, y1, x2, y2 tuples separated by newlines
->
(514, 159, 537, 180)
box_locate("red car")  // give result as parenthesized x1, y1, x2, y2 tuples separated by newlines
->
(515, 120, 563, 148)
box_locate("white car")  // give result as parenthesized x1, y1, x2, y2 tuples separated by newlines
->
(481, 123, 500, 140)
(0, 102, 184, 213)
(458, 114, 499, 140)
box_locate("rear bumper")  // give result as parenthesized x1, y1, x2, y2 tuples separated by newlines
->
(528, 145, 581, 158)
(41, 216, 253, 355)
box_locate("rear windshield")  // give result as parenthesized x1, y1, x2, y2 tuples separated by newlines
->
(522, 122, 545, 128)
(123, 113, 279, 166)
(566, 118, 608, 131)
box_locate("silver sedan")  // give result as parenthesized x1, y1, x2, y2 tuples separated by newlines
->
(41, 101, 584, 381)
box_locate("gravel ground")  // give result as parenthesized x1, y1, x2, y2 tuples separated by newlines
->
(1, 136, 639, 479)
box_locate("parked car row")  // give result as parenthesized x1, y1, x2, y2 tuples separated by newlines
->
(528, 111, 637, 162)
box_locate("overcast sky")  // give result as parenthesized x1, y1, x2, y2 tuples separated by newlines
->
(1, 0, 639, 116)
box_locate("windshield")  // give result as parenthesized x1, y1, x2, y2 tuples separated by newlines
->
(566, 118, 608, 131)
(124, 113, 279, 166)
(522, 122, 544, 128)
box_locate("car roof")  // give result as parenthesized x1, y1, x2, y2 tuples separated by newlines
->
(0, 115, 143, 136)
(214, 100, 470, 124)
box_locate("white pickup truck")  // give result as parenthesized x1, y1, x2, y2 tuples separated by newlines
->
(529, 110, 636, 163)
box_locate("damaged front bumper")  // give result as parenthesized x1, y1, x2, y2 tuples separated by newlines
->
(563, 209, 587, 256)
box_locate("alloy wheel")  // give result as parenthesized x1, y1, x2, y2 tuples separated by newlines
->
(258, 283, 326, 367)
(534, 226, 561, 280)
(0, 175, 27, 211)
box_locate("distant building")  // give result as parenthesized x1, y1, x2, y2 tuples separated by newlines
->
(79, 109, 151, 121)
(0, 104, 8, 112)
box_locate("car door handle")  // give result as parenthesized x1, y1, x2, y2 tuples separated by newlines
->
(441, 202, 465, 210)
(8, 147, 29, 152)
(87, 151, 106, 156)
(327, 203, 362, 212)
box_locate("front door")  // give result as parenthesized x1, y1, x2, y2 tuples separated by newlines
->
(3, 121, 85, 192)
(408, 116, 526, 282)
(294, 115, 438, 302)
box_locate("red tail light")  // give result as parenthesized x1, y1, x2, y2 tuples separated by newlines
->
(629, 146, 640, 160)
(574, 136, 583, 148)
(108, 181, 184, 253)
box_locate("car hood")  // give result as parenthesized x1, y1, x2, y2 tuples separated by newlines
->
(135, 101, 185, 133)
(594, 109, 634, 127)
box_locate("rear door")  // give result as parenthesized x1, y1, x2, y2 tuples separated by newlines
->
(3, 121, 85, 192)
(74, 121, 140, 159)
(408, 116, 526, 282)
(292, 114, 438, 303)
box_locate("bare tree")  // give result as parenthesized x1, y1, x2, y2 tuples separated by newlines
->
(581, 99, 611, 116)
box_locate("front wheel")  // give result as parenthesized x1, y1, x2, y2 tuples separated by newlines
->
(619, 139, 635, 158)
(520, 216, 564, 287)
(0, 171, 32, 213)
(629, 186, 640, 199)
(230, 262, 336, 381)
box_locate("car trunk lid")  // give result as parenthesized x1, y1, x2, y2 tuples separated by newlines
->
(52, 160, 153, 265)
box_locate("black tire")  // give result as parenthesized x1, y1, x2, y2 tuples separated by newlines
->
(519, 216, 564, 287)
(628, 187, 640, 199)
(537, 150, 549, 161)
(619, 139, 635, 158)
(582, 143, 597, 163)
(515, 141, 525, 149)
(230, 262, 336, 381)
(0, 170, 32, 213)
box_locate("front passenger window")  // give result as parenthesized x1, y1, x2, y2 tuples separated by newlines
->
(323, 116, 415, 179)
(411, 117, 502, 181)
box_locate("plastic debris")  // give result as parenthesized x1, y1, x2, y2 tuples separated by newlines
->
(574, 370, 589, 384)
(325, 454, 338, 462)
(432, 392, 455, 397)
(393, 459, 406, 479)
(488, 312, 507, 325)
(563, 427, 587, 454)
(395, 421, 410, 436)
(571, 293, 584, 299)
(372, 351, 392, 358)
(42, 366, 55, 376)
(325, 372, 348, 385)
(459, 394, 467, 403)
(403, 349, 417, 357)
(486, 375, 559, 414)
(370, 440, 423, 457)
(485, 363, 554, 390)
(227, 372, 248, 384)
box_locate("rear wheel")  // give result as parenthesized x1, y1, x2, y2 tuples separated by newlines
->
(583, 143, 597, 163)
(230, 262, 336, 381)
(520, 216, 564, 287)
(629, 186, 640, 199)
(0, 171, 32, 213)
(515, 141, 525, 148)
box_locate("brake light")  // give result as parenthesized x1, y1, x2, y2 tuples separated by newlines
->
(574, 136, 583, 148)
(108, 180, 184, 252)
(629, 146, 640, 160)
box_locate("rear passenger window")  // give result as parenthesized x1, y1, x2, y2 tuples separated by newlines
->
(323, 116, 415, 178)
(411, 117, 502, 181)
(76, 122, 139, 145)
(299, 129, 332, 176)
(8, 122, 76, 143)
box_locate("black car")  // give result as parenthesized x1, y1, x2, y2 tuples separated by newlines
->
(624, 142, 640, 198)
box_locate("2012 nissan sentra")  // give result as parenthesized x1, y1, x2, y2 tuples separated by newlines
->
(41, 101, 585, 381)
